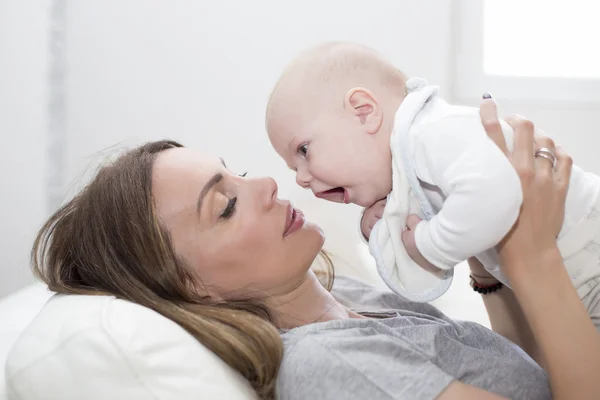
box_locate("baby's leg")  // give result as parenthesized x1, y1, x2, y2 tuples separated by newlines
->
(580, 279, 600, 332)
(561, 236, 600, 332)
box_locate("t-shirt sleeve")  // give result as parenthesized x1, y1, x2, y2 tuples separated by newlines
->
(277, 334, 454, 400)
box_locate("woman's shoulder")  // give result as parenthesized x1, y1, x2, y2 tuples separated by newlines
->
(331, 276, 451, 318)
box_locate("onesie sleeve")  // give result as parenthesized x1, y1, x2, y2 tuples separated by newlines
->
(412, 115, 522, 269)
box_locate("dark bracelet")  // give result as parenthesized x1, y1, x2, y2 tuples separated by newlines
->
(469, 275, 503, 295)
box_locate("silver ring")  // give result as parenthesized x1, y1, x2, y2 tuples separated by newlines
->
(534, 147, 556, 167)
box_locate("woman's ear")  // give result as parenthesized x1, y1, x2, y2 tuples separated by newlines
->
(345, 87, 383, 135)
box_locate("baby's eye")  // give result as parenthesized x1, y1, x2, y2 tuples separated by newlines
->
(297, 144, 308, 157)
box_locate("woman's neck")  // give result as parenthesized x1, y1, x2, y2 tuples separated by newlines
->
(267, 272, 363, 330)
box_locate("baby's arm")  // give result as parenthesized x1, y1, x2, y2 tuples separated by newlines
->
(412, 115, 522, 269)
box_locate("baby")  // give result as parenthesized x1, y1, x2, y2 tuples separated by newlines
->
(266, 42, 600, 314)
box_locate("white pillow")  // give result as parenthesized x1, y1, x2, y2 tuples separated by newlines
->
(5, 293, 257, 400)
(0, 283, 55, 399)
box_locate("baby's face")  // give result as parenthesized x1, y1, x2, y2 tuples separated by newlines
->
(268, 110, 392, 207)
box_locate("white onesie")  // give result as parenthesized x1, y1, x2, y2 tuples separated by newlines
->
(369, 78, 600, 322)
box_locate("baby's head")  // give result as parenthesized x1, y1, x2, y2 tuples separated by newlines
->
(266, 42, 407, 207)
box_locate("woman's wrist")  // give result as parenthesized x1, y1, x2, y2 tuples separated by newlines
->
(501, 246, 563, 289)
(470, 276, 503, 295)
(467, 258, 501, 286)
(470, 273, 501, 287)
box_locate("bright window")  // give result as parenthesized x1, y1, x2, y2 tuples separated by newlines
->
(483, 0, 600, 79)
(453, 0, 600, 103)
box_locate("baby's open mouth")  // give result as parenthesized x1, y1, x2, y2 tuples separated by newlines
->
(315, 187, 349, 204)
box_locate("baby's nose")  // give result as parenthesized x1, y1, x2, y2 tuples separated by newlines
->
(295, 170, 311, 188)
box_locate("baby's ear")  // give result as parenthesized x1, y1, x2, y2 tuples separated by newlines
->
(345, 87, 383, 134)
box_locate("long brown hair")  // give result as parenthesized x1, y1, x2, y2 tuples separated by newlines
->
(32, 140, 333, 399)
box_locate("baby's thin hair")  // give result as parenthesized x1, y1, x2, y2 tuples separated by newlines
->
(266, 42, 408, 127)
(300, 42, 407, 87)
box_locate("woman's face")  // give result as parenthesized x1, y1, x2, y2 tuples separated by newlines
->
(152, 147, 325, 299)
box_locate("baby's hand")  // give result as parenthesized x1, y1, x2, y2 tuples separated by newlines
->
(360, 199, 387, 241)
(401, 215, 441, 274)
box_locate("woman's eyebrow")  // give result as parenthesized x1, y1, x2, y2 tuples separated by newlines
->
(197, 173, 223, 214)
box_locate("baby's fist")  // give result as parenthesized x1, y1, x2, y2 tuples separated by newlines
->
(360, 199, 387, 241)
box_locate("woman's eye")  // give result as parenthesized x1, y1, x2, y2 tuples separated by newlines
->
(220, 197, 237, 219)
(298, 144, 308, 157)
(239, 172, 247, 177)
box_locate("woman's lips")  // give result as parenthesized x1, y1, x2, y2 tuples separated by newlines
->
(284, 204, 305, 237)
(315, 187, 349, 204)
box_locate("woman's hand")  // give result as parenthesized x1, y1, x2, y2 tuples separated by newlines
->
(479, 95, 600, 400)
(479, 100, 572, 281)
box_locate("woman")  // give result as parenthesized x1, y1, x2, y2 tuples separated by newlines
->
(32, 98, 600, 399)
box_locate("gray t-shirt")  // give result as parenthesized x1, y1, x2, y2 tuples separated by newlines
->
(276, 277, 550, 400)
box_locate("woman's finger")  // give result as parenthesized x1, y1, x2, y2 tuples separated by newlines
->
(505, 114, 535, 173)
(533, 135, 557, 175)
(532, 128, 555, 150)
(533, 126, 551, 142)
(554, 146, 573, 192)
(479, 97, 508, 155)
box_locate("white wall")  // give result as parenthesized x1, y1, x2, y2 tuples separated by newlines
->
(0, 1, 50, 297)
(63, 0, 454, 286)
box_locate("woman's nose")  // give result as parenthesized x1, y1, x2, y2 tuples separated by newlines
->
(249, 176, 278, 210)
(266, 177, 278, 208)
